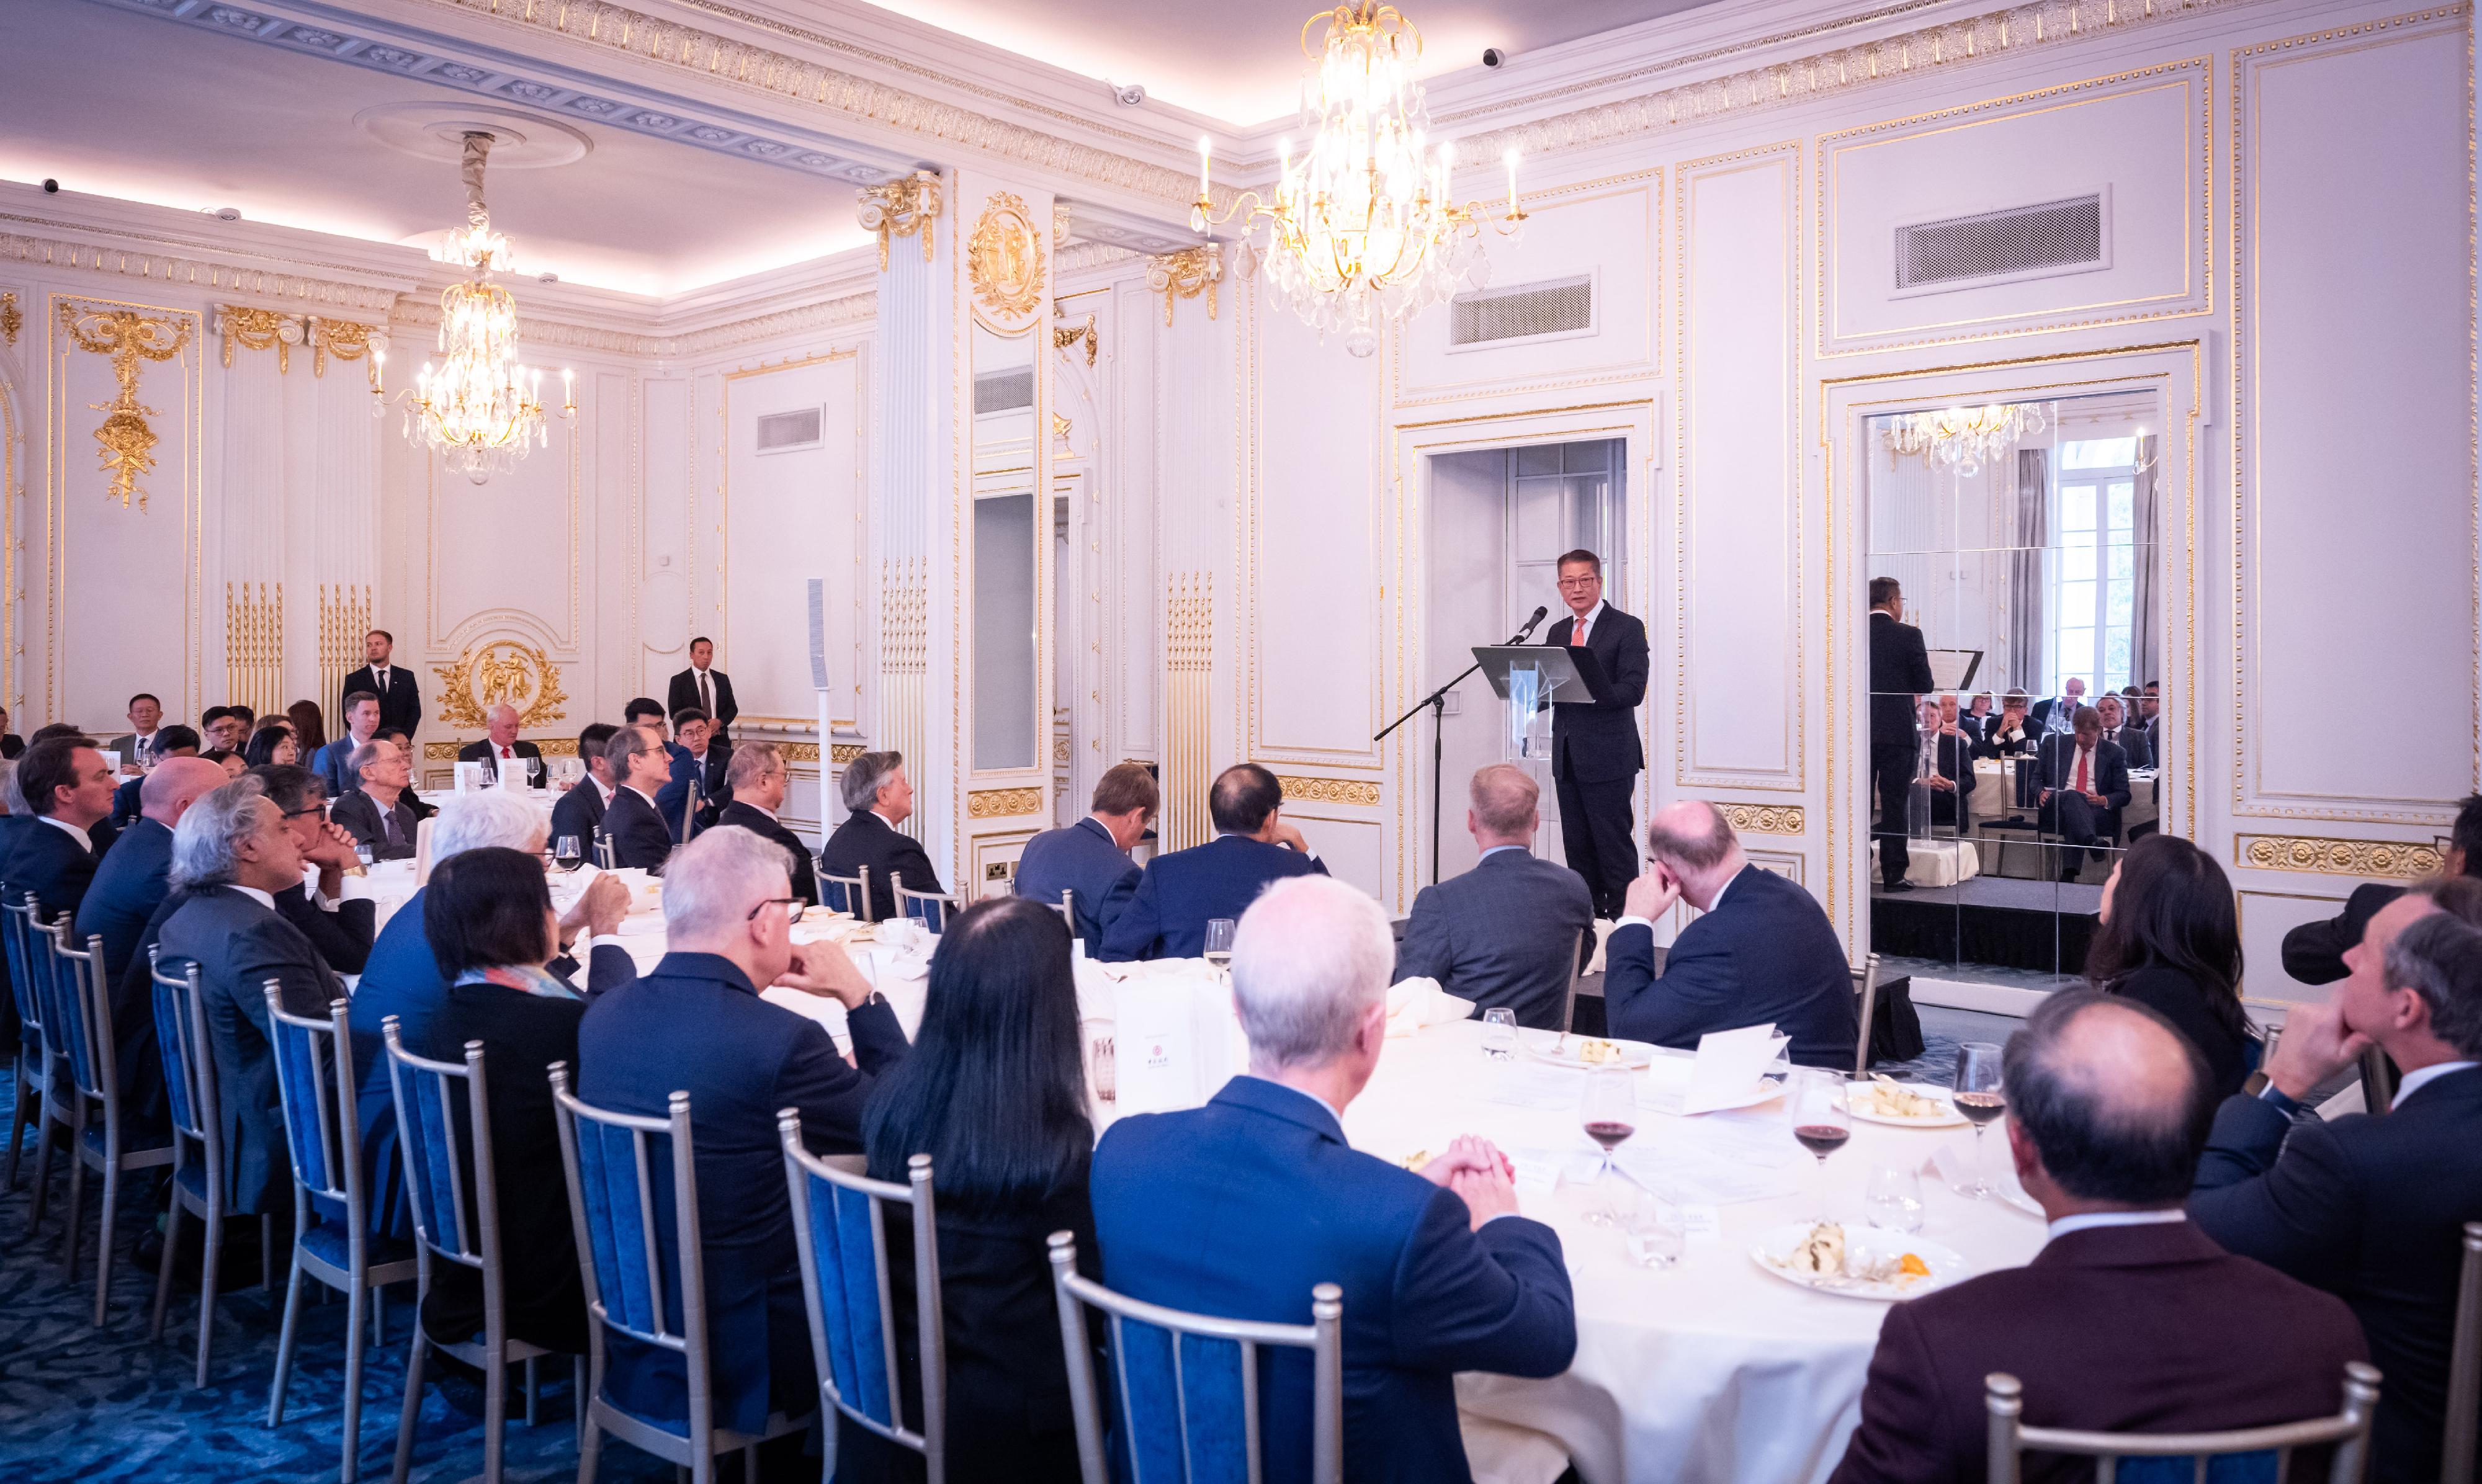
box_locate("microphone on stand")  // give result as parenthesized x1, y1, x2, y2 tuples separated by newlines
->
(1513, 605, 1549, 642)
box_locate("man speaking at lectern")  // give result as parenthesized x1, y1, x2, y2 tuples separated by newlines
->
(1541, 550, 1649, 918)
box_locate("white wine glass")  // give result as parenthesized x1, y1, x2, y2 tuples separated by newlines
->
(1203, 918, 1237, 970)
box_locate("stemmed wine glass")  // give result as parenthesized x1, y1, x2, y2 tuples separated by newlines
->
(1952, 1042, 2007, 1198)
(1203, 918, 1237, 971)
(1579, 1065, 1638, 1226)
(553, 834, 584, 873)
(1785, 1066, 1852, 1223)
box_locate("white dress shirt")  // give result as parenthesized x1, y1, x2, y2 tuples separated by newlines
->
(2394, 1060, 2480, 1110)
(2045, 1208, 2186, 1243)
(230, 884, 277, 911)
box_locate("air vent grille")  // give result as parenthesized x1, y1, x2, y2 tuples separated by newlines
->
(1449, 275, 1593, 346)
(974, 368, 1034, 415)
(1896, 194, 2103, 290)
(755, 407, 822, 452)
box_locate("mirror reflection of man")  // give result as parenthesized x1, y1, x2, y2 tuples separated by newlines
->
(1869, 577, 1935, 892)
(2033, 676, 2088, 735)
(1538, 550, 1649, 919)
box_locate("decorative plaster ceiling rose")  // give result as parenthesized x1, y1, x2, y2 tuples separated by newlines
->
(352, 102, 594, 169)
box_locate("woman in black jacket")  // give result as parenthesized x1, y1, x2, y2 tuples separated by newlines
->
(2089, 833, 2255, 1099)
(850, 895, 1096, 1482)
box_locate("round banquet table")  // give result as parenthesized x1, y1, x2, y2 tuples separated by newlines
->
(1340, 1020, 2049, 1484)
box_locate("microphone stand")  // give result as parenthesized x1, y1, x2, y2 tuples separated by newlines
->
(1375, 612, 1548, 887)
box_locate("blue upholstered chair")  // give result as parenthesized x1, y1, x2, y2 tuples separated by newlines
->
(819, 862, 874, 921)
(263, 988, 417, 1483)
(549, 1065, 811, 1484)
(147, 949, 268, 1385)
(894, 880, 960, 934)
(3, 892, 55, 1199)
(778, 1112, 948, 1482)
(382, 1020, 578, 1484)
(1983, 1362, 2381, 1484)
(1044, 1231, 1344, 1484)
(44, 917, 172, 1322)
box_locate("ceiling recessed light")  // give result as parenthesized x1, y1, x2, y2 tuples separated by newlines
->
(213, 206, 242, 221)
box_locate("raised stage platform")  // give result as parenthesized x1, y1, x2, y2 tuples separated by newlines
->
(1869, 875, 2105, 975)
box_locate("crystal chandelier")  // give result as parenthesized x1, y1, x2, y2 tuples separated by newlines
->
(374, 132, 569, 485)
(1193, 2, 1526, 357)
(1878, 403, 2050, 477)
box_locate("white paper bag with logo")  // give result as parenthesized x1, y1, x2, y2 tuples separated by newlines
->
(1113, 977, 1202, 1114)
(1682, 1022, 1789, 1115)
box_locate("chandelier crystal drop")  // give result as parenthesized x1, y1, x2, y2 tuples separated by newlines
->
(393, 132, 557, 485)
(1878, 402, 2050, 478)
(1194, 2, 1525, 357)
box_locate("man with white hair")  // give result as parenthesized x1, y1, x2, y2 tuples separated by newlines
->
(1091, 874, 1576, 1483)
(154, 781, 343, 1214)
(347, 788, 634, 1239)
(578, 825, 901, 1449)
(326, 736, 419, 860)
(817, 748, 943, 921)
(1392, 763, 1593, 1030)
(456, 702, 546, 787)
(599, 723, 677, 870)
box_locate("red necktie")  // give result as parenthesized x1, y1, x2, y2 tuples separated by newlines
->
(500, 746, 512, 759)
(2074, 748, 2089, 795)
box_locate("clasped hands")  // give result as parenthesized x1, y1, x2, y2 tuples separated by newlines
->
(1418, 1134, 1521, 1228)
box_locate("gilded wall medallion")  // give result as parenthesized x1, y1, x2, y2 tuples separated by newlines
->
(967, 192, 1047, 321)
(431, 640, 570, 730)
(60, 301, 192, 510)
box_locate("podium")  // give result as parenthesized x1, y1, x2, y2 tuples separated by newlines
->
(1469, 644, 1614, 763)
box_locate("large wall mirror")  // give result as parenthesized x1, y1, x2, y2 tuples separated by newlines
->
(971, 318, 1039, 772)
(1864, 387, 2166, 989)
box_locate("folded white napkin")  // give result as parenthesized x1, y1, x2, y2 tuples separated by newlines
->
(1384, 976, 1476, 1038)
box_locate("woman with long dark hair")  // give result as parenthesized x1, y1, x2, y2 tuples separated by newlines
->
(242, 719, 297, 769)
(2088, 832, 2254, 1097)
(286, 699, 327, 758)
(853, 895, 1095, 1482)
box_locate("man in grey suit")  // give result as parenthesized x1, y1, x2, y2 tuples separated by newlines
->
(1392, 764, 1594, 1030)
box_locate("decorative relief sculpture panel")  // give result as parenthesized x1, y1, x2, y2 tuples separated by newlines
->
(858, 171, 943, 270)
(1718, 803, 1806, 835)
(967, 787, 1046, 818)
(2237, 834, 2444, 880)
(1146, 246, 1222, 326)
(58, 300, 193, 511)
(1274, 775, 1382, 807)
(968, 191, 1047, 323)
(431, 640, 570, 729)
(217, 306, 302, 373)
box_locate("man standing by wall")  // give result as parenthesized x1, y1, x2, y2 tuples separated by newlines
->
(667, 637, 739, 750)
(1868, 578, 1934, 892)
(1538, 549, 1649, 919)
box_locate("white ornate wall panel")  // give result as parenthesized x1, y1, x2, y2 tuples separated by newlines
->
(2231, 7, 2478, 823)
(1675, 144, 1804, 793)
(639, 376, 694, 695)
(1107, 278, 1160, 769)
(1819, 59, 2212, 356)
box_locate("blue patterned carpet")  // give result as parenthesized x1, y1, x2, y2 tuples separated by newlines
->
(0, 1064, 669, 1483)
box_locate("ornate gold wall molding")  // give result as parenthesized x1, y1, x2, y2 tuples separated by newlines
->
(1, 222, 401, 313)
(308, 316, 384, 382)
(0, 291, 19, 347)
(59, 299, 192, 510)
(779, 742, 824, 763)
(1718, 803, 1807, 834)
(1146, 246, 1221, 327)
(1274, 774, 1382, 808)
(967, 786, 1045, 818)
(430, 640, 570, 730)
(426, 737, 579, 760)
(217, 305, 301, 373)
(224, 581, 284, 722)
(1165, 571, 1214, 851)
(830, 742, 867, 764)
(967, 191, 1046, 320)
(318, 584, 372, 733)
(2237, 834, 2444, 880)
(858, 171, 943, 270)
(1053, 313, 1098, 367)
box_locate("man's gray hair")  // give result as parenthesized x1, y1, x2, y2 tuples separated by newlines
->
(0, 764, 25, 817)
(169, 779, 277, 890)
(840, 750, 902, 813)
(1230, 875, 1394, 1069)
(1645, 800, 1736, 874)
(2385, 910, 2482, 1059)
(349, 738, 392, 777)
(726, 741, 783, 792)
(430, 787, 547, 863)
(486, 703, 520, 726)
(663, 825, 795, 937)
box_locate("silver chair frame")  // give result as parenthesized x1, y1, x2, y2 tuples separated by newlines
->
(47, 919, 173, 1321)
(148, 950, 268, 1385)
(821, 863, 875, 923)
(3, 892, 55, 1203)
(2447, 1220, 2482, 1484)
(591, 830, 616, 870)
(894, 878, 961, 934)
(1046, 1230, 1343, 1484)
(263, 988, 419, 1484)
(779, 1115, 948, 1482)
(382, 1022, 578, 1484)
(1559, 926, 1590, 1035)
(1053, 888, 1077, 936)
(1985, 1361, 2381, 1484)
(549, 1066, 810, 1484)
(1852, 952, 1883, 1081)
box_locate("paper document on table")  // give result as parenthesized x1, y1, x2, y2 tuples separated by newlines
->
(1611, 1145, 1803, 1206)
(1669, 1109, 1806, 1169)
(1505, 1145, 1604, 1197)
(1479, 1063, 1587, 1111)
(1683, 1024, 1789, 1114)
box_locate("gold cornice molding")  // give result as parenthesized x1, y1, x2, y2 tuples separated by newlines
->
(1275, 774, 1382, 808)
(830, 742, 867, 764)
(2237, 834, 2445, 880)
(859, 171, 943, 270)
(967, 785, 1046, 818)
(217, 305, 300, 373)
(1, 222, 402, 313)
(1718, 803, 1807, 835)
(1146, 246, 1221, 327)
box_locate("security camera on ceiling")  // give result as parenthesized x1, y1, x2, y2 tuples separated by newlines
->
(42, 178, 60, 194)
(1482, 47, 1508, 68)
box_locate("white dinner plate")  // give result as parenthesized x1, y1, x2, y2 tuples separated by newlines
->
(1521, 1032, 1658, 1070)
(1749, 1221, 1967, 1302)
(1838, 1083, 1968, 1128)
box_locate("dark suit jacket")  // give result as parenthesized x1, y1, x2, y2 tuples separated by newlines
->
(656, 746, 730, 841)
(457, 738, 547, 788)
(548, 778, 609, 856)
(1092, 1076, 1575, 1483)
(1928, 728, 1975, 831)
(714, 801, 817, 906)
(154, 885, 344, 1214)
(2190, 1066, 2482, 1482)
(308, 738, 364, 799)
(2279, 882, 2404, 985)
(1829, 1220, 2367, 1484)
(1540, 605, 1649, 783)
(328, 787, 419, 860)
(77, 816, 175, 1122)
(1, 814, 105, 920)
(599, 786, 676, 872)
(665, 667, 738, 740)
(2111, 721, 2153, 769)
(1392, 848, 1593, 1030)
(1096, 834, 1327, 962)
(577, 952, 911, 1438)
(342, 664, 422, 738)
(1605, 864, 1858, 1069)
(274, 883, 377, 976)
(2108, 964, 2250, 1101)
(1868, 610, 1935, 748)
(110, 775, 145, 829)
(1973, 717, 2038, 759)
(1012, 817, 1141, 943)
(2035, 733, 2131, 811)
(818, 809, 946, 923)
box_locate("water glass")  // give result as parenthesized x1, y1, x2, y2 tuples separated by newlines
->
(1863, 1163, 1925, 1234)
(1203, 918, 1237, 968)
(1619, 1184, 1687, 1269)
(1480, 1008, 1517, 1062)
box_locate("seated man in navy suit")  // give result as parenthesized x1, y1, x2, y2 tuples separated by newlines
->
(817, 749, 946, 921)
(78, 756, 228, 1134)
(1092, 875, 1575, 1483)
(1392, 763, 1593, 1030)
(1012, 761, 1156, 943)
(1605, 800, 1858, 1069)
(1098, 762, 1326, 961)
(2035, 705, 2130, 883)
(1, 733, 120, 921)
(655, 707, 730, 841)
(548, 722, 619, 859)
(598, 724, 679, 872)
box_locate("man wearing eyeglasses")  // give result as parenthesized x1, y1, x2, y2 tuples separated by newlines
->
(1539, 549, 1650, 919)
(249, 762, 379, 975)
